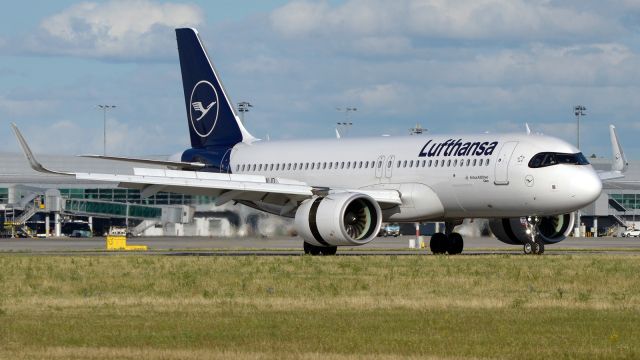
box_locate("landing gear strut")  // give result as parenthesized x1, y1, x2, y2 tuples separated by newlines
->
(429, 221, 464, 255)
(523, 217, 545, 255)
(303, 242, 337, 256)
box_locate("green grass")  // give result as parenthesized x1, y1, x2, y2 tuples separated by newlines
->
(1, 255, 639, 359)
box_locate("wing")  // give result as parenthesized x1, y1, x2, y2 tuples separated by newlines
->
(598, 125, 628, 182)
(11, 124, 401, 214)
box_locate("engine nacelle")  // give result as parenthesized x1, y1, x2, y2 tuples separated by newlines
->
(489, 213, 576, 245)
(294, 193, 382, 247)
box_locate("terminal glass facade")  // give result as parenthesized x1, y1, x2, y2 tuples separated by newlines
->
(609, 193, 640, 210)
(58, 188, 215, 206)
(0, 188, 8, 204)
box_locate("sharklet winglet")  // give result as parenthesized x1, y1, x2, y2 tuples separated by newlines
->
(10, 123, 74, 176)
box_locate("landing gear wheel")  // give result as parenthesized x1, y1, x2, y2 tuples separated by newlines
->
(523, 242, 533, 255)
(320, 246, 338, 256)
(532, 241, 545, 255)
(303, 242, 321, 255)
(447, 232, 464, 255)
(430, 233, 448, 254)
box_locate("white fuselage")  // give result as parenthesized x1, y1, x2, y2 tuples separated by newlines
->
(229, 133, 602, 221)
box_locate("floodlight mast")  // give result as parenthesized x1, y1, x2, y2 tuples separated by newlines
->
(97, 105, 116, 155)
(336, 107, 357, 138)
(237, 101, 253, 124)
(574, 105, 586, 149)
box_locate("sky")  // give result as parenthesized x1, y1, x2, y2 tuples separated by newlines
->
(1, 0, 640, 159)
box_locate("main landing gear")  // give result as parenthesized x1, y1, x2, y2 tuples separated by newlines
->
(523, 216, 544, 255)
(430, 221, 464, 255)
(303, 242, 337, 256)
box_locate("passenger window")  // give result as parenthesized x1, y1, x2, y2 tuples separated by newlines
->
(486, 159, 490, 166)
(453, 159, 457, 166)
(322, 162, 326, 169)
(359, 161, 363, 168)
(329, 162, 333, 169)
(403, 160, 407, 168)
(478, 159, 483, 166)
(434, 160, 438, 167)
(447, 160, 451, 167)
(409, 160, 414, 167)
(341, 162, 345, 169)
(428, 160, 432, 167)
(397, 161, 401, 168)
(347, 162, 351, 169)
(473, 159, 477, 166)
(378, 161, 383, 168)
(422, 160, 426, 167)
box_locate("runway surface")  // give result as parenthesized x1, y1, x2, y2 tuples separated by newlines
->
(0, 235, 639, 255)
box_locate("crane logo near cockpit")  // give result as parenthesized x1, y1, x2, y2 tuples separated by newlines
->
(189, 80, 220, 137)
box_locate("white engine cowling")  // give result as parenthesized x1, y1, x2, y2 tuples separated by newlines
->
(294, 193, 382, 247)
(489, 213, 576, 245)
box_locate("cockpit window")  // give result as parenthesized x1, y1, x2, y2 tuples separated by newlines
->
(528, 152, 589, 168)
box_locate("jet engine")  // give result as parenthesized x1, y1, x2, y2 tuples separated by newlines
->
(294, 193, 382, 247)
(489, 213, 575, 245)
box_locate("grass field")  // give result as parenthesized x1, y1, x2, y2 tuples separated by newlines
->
(1, 254, 639, 359)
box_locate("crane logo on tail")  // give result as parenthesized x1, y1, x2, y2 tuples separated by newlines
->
(189, 80, 220, 137)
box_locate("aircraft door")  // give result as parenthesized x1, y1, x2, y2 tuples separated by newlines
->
(494, 141, 518, 185)
(385, 155, 395, 179)
(375, 155, 385, 179)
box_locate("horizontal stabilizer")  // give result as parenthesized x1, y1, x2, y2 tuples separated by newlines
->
(79, 154, 206, 170)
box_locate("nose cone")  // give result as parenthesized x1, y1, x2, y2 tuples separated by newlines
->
(570, 169, 602, 207)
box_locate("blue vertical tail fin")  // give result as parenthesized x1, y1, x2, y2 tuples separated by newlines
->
(175, 28, 255, 150)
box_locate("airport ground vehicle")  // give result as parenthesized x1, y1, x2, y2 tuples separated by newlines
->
(622, 229, 640, 237)
(379, 224, 400, 237)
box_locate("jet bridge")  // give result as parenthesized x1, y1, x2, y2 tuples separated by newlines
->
(3, 188, 193, 237)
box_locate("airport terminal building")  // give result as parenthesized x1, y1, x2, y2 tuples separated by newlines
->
(0, 152, 634, 238)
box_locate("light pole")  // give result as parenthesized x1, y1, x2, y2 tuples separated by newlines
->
(237, 101, 253, 124)
(336, 107, 357, 138)
(337, 107, 357, 121)
(336, 122, 353, 138)
(98, 105, 116, 155)
(409, 123, 427, 135)
(573, 105, 587, 236)
(574, 105, 586, 149)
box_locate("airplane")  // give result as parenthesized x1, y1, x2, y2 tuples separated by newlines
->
(11, 27, 622, 255)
